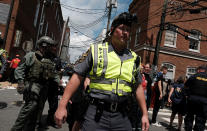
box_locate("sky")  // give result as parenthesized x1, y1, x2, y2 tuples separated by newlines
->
(60, 0, 132, 63)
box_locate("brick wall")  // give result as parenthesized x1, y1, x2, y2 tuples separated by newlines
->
(130, 0, 207, 80)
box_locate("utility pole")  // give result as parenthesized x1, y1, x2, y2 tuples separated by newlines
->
(58, 17, 69, 57)
(106, 0, 112, 35)
(152, 0, 168, 74)
(35, 0, 47, 49)
(106, 0, 117, 37)
(3, 0, 15, 49)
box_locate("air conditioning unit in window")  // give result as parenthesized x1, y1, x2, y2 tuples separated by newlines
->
(186, 35, 199, 41)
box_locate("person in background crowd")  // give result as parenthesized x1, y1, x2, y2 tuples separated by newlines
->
(160, 78, 169, 109)
(9, 54, 21, 83)
(55, 12, 149, 131)
(184, 65, 207, 131)
(144, 63, 152, 110)
(141, 64, 147, 99)
(168, 76, 187, 131)
(11, 36, 60, 131)
(0, 46, 7, 81)
(130, 64, 147, 131)
(67, 77, 90, 131)
(151, 66, 168, 127)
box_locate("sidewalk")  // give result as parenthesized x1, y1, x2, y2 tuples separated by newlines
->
(0, 81, 17, 89)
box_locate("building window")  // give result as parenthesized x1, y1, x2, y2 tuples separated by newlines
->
(55, 7, 58, 19)
(189, 29, 201, 52)
(162, 63, 175, 80)
(127, 35, 131, 49)
(51, 32, 54, 40)
(45, 22, 48, 36)
(186, 67, 196, 78)
(14, 30, 22, 47)
(164, 24, 177, 47)
(34, 0, 40, 27)
(50, 0, 54, 5)
(134, 27, 141, 47)
(40, 13, 45, 35)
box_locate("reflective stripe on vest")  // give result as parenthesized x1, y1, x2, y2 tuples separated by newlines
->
(89, 42, 138, 96)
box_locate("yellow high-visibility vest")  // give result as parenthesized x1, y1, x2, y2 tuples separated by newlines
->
(89, 42, 140, 96)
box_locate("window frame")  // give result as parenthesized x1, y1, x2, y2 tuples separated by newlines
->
(134, 26, 141, 47)
(33, 0, 40, 27)
(14, 30, 22, 47)
(127, 34, 131, 49)
(186, 67, 196, 78)
(161, 62, 176, 80)
(189, 29, 201, 53)
(164, 25, 178, 48)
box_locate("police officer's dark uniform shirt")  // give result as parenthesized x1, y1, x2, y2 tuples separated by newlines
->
(185, 72, 207, 98)
(74, 43, 142, 102)
(155, 72, 165, 92)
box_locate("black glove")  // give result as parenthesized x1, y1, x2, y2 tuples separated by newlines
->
(17, 80, 25, 94)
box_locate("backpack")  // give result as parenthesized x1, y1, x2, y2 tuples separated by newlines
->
(170, 83, 184, 104)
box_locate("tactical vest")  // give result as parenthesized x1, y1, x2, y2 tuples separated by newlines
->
(89, 42, 139, 96)
(41, 58, 56, 80)
(190, 72, 207, 97)
(27, 54, 56, 81)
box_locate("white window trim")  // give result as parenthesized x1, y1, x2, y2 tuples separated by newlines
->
(189, 37, 201, 53)
(161, 62, 176, 80)
(134, 27, 141, 47)
(14, 30, 22, 47)
(40, 13, 45, 35)
(127, 35, 131, 49)
(186, 67, 196, 78)
(55, 7, 58, 19)
(189, 30, 201, 53)
(33, 0, 40, 27)
(45, 22, 48, 36)
(164, 28, 178, 48)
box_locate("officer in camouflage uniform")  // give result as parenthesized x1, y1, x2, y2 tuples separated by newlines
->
(37, 56, 62, 128)
(11, 36, 60, 131)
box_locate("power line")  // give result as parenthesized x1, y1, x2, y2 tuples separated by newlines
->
(166, 23, 207, 40)
(69, 11, 108, 29)
(61, 5, 106, 14)
(70, 25, 96, 40)
(168, 15, 207, 24)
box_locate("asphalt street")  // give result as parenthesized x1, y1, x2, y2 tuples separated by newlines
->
(1, 86, 205, 131)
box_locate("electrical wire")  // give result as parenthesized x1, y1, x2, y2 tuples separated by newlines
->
(61, 5, 107, 15)
(53, 0, 107, 15)
(69, 11, 108, 29)
(167, 15, 207, 24)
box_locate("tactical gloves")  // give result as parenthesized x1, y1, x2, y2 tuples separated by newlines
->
(17, 80, 25, 94)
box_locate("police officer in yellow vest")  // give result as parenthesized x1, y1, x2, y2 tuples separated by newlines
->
(55, 12, 149, 131)
(11, 36, 60, 131)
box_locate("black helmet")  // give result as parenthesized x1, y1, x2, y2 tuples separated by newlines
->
(111, 12, 137, 29)
(37, 36, 57, 47)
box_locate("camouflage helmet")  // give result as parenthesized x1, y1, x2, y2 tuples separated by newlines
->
(37, 36, 57, 47)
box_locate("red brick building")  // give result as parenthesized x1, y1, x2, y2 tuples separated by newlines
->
(129, 0, 207, 80)
(0, 0, 64, 58)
